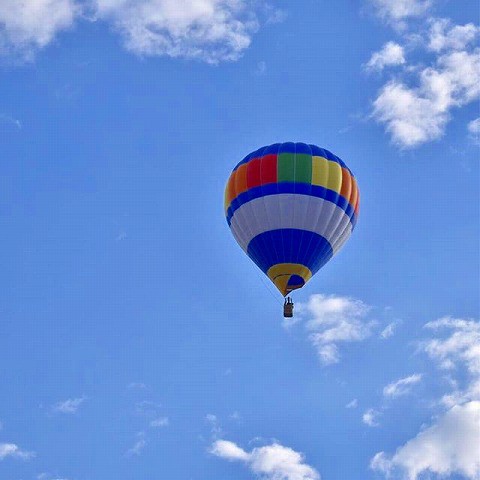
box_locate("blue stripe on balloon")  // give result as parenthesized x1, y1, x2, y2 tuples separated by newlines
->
(226, 183, 356, 226)
(294, 143, 312, 154)
(246, 229, 333, 275)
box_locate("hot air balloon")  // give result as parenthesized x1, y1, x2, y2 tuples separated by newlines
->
(224, 142, 359, 317)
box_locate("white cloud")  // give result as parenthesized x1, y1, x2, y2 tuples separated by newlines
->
(135, 400, 170, 428)
(370, 0, 432, 28)
(230, 411, 241, 421)
(127, 382, 147, 389)
(362, 408, 380, 427)
(262, 4, 286, 25)
(206, 413, 218, 422)
(373, 48, 480, 147)
(0, 443, 35, 460)
(380, 322, 397, 339)
(150, 416, 169, 428)
(345, 399, 358, 409)
(468, 117, 480, 145)
(211, 440, 320, 480)
(0, 0, 268, 64)
(383, 374, 422, 398)
(297, 294, 375, 365)
(372, 317, 480, 479)
(423, 317, 480, 407)
(441, 378, 480, 408)
(468, 118, 480, 135)
(206, 413, 223, 438)
(428, 18, 480, 52)
(93, 0, 260, 64)
(423, 317, 480, 376)
(52, 396, 86, 414)
(366, 13, 480, 149)
(126, 432, 146, 456)
(135, 400, 162, 416)
(37, 474, 70, 480)
(373, 80, 444, 147)
(211, 440, 250, 462)
(0, 0, 79, 60)
(371, 401, 480, 480)
(366, 42, 406, 72)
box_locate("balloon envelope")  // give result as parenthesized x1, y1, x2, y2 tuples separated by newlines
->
(224, 143, 359, 296)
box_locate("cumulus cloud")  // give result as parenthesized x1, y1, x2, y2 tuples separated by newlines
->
(93, 0, 260, 63)
(428, 18, 480, 52)
(440, 378, 480, 409)
(373, 47, 480, 147)
(211, 439, 320, 480)
(0, 0, 79, 60)
(422, 317, 480, 376)
(211, 440, 250, 461)
(362, 408, 381, 427)
(52, 396, 86, 414)
(365, 42, 406, 71)
(383, 374, 422, 398)
(422, 317, 480, 407)
(370, 0, 432, 28)
(297, 294, 375, 365)
(371, 401, 480, 479)
(0, 0, 269, 64)
(372, 317, 480, 479)
(367, 7, 480, 150)
(0, 443, 35, 460)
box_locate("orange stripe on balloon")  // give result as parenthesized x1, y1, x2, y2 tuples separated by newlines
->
(354, 190, 360, 215)
(235, 163, 248, 196)
(226, 172, 237, 208)
(349, 178, 358, 211)
(340, 168, 352, 203)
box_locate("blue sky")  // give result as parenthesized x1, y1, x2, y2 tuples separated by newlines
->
(0, 1, 479, 479)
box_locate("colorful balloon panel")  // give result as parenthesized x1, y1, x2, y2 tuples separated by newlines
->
(225, 143, 359, 296)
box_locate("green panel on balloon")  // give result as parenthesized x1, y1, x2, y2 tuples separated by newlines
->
(294, 154, 312, 184)
(277, 153, 295, 182)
